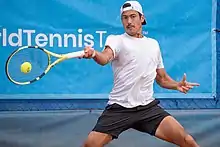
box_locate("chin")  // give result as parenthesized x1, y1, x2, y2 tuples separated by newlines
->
(126, 31, 136, 36)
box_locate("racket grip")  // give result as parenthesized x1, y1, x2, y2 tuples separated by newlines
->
(65, 51, 85, 59)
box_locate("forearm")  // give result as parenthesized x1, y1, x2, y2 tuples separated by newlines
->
(157, 75, 178, 90)
(93, 51, 111, 66)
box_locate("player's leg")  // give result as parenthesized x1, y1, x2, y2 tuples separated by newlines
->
(82, 103, 134, 147)
(83, 131, 112, 147)
(131, 100, 199, 147)
(155, 115, 199, 147)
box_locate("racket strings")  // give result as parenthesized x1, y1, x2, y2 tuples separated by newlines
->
(7, 48, 49, 83)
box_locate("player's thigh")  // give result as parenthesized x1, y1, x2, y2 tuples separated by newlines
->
(132, 103, 170, 136)
(92, 103, 134, 139)
(83, 131, 112, 147)
(155, 115, 188, 144)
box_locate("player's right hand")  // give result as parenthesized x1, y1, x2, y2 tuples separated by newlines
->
(83, 46, 96, 59)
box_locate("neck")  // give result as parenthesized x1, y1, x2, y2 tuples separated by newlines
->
(129, 28, 143, 38)
(134, 32, 143, 38)
(128, 32, 143, 38)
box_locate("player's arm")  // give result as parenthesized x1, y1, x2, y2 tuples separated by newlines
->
(155, 48, 178, 90)
(83, 46, 114, 66)
(93, 46, 114, 66)
(155, 41, 199, 93)
(156, 68, 178, 90)
(156, 68, 200, 93)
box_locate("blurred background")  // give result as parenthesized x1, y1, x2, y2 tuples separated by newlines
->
(0, 0, 219, 146)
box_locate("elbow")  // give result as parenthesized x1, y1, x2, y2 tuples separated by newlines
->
(156, 79, 165, 88)
(99, 63, 107, 66)
(93, 59, 107, 66)
(157, 83, 164, 88)
(99, 58, 109, 66)
(98, 60, 108, 66)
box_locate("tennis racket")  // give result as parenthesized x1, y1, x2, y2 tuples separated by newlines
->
(5, 46, 85, 85)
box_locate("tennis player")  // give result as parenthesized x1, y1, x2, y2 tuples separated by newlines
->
(82, 1, 200, 147)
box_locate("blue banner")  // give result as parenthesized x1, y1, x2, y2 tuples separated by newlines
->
(0, 0, 216, 99)
(216, 0, 220, 98)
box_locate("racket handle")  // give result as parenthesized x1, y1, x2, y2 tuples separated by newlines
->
(65, 51, 85, 59)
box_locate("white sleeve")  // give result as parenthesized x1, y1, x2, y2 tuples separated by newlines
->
(157, 43, 164, 69)
(104, 35, 121, 59)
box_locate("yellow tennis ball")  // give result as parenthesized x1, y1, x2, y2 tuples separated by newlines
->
(20, 62, 32, 74)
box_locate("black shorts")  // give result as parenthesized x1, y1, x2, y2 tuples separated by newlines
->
(92, 99, 170, 139)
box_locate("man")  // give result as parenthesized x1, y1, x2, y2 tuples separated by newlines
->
(82, 1, 200, 147)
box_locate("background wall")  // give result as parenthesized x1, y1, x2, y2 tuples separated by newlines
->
(216, 0, 220, 99)
(0, 0, 217, 100)
(0, 1, 219, 146)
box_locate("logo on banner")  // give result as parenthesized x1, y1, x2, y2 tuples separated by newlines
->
(0, 28, 107, 48)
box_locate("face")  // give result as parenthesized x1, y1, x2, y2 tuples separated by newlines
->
(121, 10, 144, 37)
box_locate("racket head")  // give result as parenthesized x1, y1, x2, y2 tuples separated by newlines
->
(5, 46, 51, 85)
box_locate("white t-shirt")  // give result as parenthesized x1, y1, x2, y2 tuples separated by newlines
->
(105, 33, 164, 108)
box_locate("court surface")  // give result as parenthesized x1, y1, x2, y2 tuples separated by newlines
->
(0, 109, 220, 147)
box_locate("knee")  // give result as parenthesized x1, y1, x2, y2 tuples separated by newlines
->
(82, 131, 112, 147)
(184, 134, 194, 143)
(181, 134, 199, 147)
(83, 137, 100, 147)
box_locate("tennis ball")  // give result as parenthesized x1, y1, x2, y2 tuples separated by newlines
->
(20, 62, 32, 74)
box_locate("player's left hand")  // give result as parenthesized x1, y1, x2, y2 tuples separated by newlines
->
(177, 73, 200, 94)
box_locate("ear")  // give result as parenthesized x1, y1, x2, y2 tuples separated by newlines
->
(141, 15, 145, 24)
